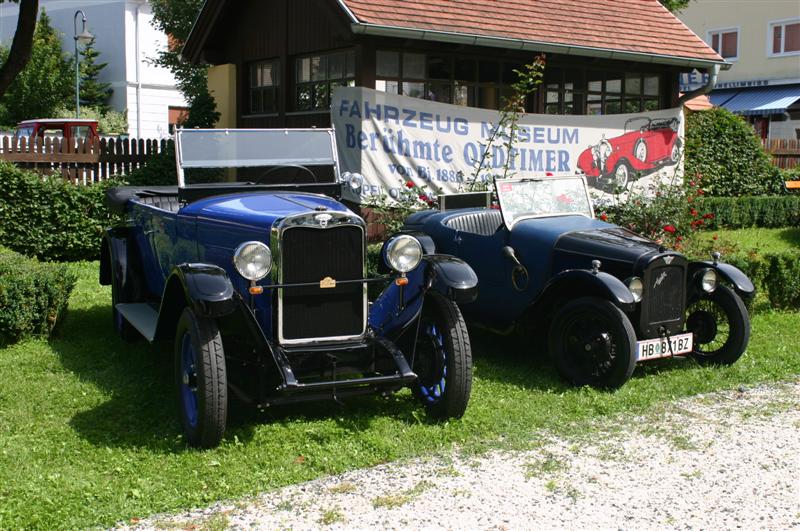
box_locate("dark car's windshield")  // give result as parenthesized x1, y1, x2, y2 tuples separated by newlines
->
(495, 176, 593, 228)
(176, 128, 340, 187)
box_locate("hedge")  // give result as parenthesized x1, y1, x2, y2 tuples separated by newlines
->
(723, 250, 800, 310)
(0, 162, 123, 262)
(0, 247, 77, 345)
(701, 195, 800, 230)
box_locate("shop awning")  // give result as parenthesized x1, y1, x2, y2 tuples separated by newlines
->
(713, 85, 800, 116)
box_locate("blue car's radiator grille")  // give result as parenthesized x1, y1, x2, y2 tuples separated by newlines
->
(279, 225, 365, 342)
(646, 265, 684, 325)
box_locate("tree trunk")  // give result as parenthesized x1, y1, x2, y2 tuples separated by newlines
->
(0, 0, 40, 99)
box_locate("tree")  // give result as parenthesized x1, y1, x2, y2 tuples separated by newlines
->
(0, 0, 39, 100)
(150, 0, 219, 128)
(659, 0, 691, 12)
(79, 37, 112, 113)
(1, 9, 73, 122)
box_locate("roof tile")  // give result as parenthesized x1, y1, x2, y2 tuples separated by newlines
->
(342, 0, 722, 62)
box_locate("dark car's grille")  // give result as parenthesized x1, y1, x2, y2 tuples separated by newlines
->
(279, 225, 365, 342)
(646, 265, 685, 324)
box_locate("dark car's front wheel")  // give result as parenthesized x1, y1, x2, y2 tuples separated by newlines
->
(685, 285, 750, 365)
(548, 297, 637, 389)
(174, 307, 228, 448)
(412, 292, 472, 419)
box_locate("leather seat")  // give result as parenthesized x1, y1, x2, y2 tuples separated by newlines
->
(445, 210, 503, 236)
(105, 186, 180, 214)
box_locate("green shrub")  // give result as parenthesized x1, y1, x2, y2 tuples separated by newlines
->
(0, 247, 77, 345)
(700, 196, 800, 229)
(0, 162, 122, 261)
(124, 144, 177, 186)
(684, 108, 784, 196)
(722, 251, 800, 310)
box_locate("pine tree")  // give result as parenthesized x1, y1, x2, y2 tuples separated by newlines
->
(79, 37, 112, 113)
(1, 9, 73, 122)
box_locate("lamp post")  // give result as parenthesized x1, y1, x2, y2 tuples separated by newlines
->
(73, 10, 94, 118)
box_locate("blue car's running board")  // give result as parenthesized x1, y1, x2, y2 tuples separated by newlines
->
(116, 303, 159, 342)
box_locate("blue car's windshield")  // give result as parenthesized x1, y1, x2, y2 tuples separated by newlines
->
(495, 176, 594, 228)
(175, 128, 339, 187)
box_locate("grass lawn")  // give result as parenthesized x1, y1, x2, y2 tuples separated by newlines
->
(1, 261, 798, 529)
(696, 227, 800, 253)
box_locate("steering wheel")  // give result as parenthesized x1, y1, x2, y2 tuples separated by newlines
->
(255, 164, 317, 184)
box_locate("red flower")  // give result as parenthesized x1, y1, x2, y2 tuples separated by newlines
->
(713, 234, 718, 240)
(689, 181, 696, 187)
(663, 224, 677, 234)
(703, 213, 715, 219)
(698, 189, 705, 195)
(690, 208, 698, 217)
(599, 212, 608, 221)
(426, 200, 436, 207)
(546, 172, 554, 176)
(687, 196, 694, 203)
(677, 235, 684, 241)
(418, 194, 428, 202)
(405, 181, 414, 189)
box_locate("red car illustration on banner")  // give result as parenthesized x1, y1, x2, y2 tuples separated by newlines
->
(578, 117, 682, 192)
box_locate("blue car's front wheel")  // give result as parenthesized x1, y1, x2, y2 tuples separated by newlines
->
(412, 292, 472, 419)
(174, 308, 227, 448)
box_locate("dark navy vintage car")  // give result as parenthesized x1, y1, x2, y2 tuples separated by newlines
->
(403, 175, 754, 389)
(100, 129, 477, 448)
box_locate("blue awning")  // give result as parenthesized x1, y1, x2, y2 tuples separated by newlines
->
(712, 85, 800, 116)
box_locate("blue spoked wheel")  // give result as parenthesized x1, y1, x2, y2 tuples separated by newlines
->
(413, 292, 472, 419)
(174, 308, 227, 448)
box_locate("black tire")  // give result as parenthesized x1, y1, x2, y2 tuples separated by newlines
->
(601, 160, 631, 193)
(412, 291, 472, 419)
(174, 307, 228, 448)
(548, 297, 637, 389)
(110, 249, 141, 342)
(686, 285, 750, 365)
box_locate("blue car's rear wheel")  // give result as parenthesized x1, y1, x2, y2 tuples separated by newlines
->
(548, 297, 637, 389)
(174, 307, 227, 448)
(412, 292, 472, 419)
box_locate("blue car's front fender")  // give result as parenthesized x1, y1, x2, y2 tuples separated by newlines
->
(369, 255, 478, 336)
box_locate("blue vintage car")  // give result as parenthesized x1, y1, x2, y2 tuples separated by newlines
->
(403, 175, 754, 389)
(100, 129, 477, 448)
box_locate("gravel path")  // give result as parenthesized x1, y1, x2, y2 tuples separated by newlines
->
(127, 381, 800, 530)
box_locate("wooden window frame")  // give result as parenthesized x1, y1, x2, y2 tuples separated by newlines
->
(294, 50, 356, 113)
(247, 59, 280, 116)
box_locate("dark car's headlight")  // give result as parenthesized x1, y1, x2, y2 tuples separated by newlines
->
(233, 241, 272, 281)
(385, 235, 423, 273)
(700, 268, 717, 293)
(625, 277, 643, 302)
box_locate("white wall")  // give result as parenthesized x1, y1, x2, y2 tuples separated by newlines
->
(0, 0, 186, 138)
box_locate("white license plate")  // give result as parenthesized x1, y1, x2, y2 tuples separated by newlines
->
(636, 332, 693, 361)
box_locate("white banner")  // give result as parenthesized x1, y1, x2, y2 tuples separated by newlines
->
(332, 87, 684, 203)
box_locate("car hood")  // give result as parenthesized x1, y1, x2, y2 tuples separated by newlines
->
(552, 225, 664, 270)
(180, 191, 354, 228)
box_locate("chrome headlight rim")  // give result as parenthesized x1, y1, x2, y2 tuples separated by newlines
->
(625, 276, 644, 303)
(233, 240, 272, 281)
(700, 268, 718, 293)
(384, 234, 423, 274)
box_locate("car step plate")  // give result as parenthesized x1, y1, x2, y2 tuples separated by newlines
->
(637, 332, 693, 361)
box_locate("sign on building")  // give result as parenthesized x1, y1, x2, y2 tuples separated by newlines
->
(332, 87, 684, 204)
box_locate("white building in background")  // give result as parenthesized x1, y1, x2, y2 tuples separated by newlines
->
(0, 0, 187, 139)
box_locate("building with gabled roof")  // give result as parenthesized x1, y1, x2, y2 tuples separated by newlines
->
(182, 0, 727, 129)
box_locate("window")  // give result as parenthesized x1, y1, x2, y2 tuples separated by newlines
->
(544, 70, 661, 115)
(295, 50, 355, 112)
(376, 51, 519, 110)
(770, 19, 800, 56)
(708, 28, 739, 60)
(249, 60, 279, 114)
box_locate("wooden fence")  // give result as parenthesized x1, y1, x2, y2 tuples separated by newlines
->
(762, 138, 800, 170)
(0, 136, 172, 184)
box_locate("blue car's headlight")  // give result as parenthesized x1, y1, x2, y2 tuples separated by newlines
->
(233, 241, 272, 281)
(384, 235, 423, 274)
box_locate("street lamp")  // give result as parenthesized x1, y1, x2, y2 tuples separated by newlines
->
(73, 10, 94, 118)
